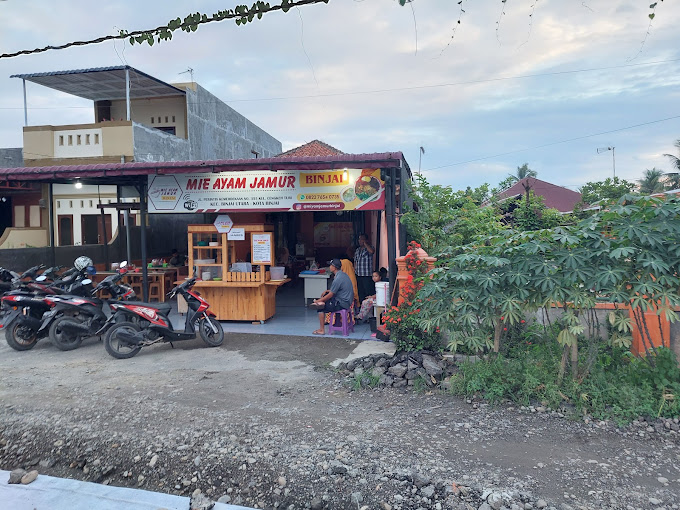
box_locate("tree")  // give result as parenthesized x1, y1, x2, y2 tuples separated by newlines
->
(577, 177, 637, 206)
(637, 168, 666, 194)
(508, 163, 537, 184)
(400, 174, 505, 256)
(663, 139, 680, 190)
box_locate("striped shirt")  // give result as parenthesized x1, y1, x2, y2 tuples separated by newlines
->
(354, 246, 373, 276)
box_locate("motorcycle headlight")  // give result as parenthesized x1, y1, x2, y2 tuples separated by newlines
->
(86, 266, 97, 275)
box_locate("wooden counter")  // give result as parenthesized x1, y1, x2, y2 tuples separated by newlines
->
(187, 223, 287, 322)
(193, 278, 289, 322)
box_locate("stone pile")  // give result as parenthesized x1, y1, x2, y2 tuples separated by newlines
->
(339, 351, 458, 389)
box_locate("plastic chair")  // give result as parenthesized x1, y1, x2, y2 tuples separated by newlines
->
(327, 309, 355, 336)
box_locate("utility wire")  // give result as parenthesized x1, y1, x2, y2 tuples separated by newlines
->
(426, 114, 680, 171)
(3, 58, 677, 109)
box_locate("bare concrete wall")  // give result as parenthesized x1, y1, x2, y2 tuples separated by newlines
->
(0, 148, 23, 167)
(185, 84, 282, 160)
(132, 122, 191, 162)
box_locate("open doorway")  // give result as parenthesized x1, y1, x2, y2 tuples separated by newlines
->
(0, 197, 11, 238)
(81, 214, 112, 245)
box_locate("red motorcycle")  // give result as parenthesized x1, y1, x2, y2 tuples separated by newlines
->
(104, 277, 223, 359)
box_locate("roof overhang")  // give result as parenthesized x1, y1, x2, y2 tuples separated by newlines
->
(10, 66, 185, 101)
(0, 153, 408, 186)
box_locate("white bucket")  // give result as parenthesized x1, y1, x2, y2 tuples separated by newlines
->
(201, 271, 212, 281)
(375, 281, 389, 306)
(270, 266, 285, 280)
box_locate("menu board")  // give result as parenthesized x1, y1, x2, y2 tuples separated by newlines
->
(251, 233, 273, 265)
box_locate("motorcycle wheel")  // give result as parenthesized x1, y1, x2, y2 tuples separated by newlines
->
(49, 316, 84, 351)
(199, 316, 224, 347)
(105, 321, 142, 359)
(5, 321, 38, 351)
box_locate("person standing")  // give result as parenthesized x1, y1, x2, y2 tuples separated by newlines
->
(354, 233, 375, 302)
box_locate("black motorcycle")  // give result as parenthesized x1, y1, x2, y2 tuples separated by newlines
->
(48, 268, 136, 351)
(104, 277, 223, 359)
(0, 270, 93, 351)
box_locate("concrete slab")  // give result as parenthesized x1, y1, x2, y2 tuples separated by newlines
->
(0, 470, 252, 510)
(330, 339, 396, 367)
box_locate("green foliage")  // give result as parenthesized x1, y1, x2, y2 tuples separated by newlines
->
(383, 241, 444, 352)
(350, 370, 381, 390)
(417, 194, 680, 369)
(508, 162, 537, 183)
(506, 191, 562, 231)
(637, 168, 666, 194)
(448, 345, 680, 422)
(577, 177, 637, 207)
(401, 174, 505, 256)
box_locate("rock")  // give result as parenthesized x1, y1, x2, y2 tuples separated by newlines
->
(478, 504, 493, 510)
(8, 468, 26, 484)
(346, 359, 361, 371)
(21, 470, 39, 484)
(649, 498, 663, 506)
(278, 476, 287, 487)
(488, 492, 505, 510)
(379, 375, 394, 387)
(421, 354, 443, 377)
(149, 455, 158, 467)
(350, 492, 363, 505)
(310, 496, 324, 510)
(39, 459, 56, 469)
(372, 366, 387, 377)
(536, 500, 548, 509)
(329, 460, 348, 475)
(217, 495, 231, 503)
(387, 364, 407, 378)
(412, 472, 431, 488)
(393, 379, 408, 388)
(421, 485, 435, 498)
(190, 490, 215, 510)
(658, 476, 669, 484)
(194, 455, 201, 466)
(380, 503, 392, 510)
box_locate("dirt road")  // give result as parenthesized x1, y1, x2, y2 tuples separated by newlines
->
(0, 332, 678, 509)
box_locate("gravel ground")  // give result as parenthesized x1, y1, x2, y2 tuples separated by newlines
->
(0, 331, 679, 510)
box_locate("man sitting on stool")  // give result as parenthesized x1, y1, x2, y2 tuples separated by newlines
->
(310, 258, 353, 335)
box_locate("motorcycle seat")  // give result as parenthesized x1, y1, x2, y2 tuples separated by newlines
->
(121, 301, 173, 314)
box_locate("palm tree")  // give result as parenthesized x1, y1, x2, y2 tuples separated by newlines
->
(508, 163, 537, 183)
(663, 139, 680, 190)
(637, 168, 666, 194)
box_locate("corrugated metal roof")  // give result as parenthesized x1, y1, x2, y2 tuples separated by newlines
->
(0, 153, 407, 183)
(10, 66, 185, 101)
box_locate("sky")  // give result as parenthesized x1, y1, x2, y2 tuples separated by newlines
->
(1, 0, 679, 192)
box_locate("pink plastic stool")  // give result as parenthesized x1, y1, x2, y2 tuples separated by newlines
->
(327, 308, 355, 336)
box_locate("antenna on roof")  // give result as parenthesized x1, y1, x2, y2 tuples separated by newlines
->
(179, 67, 194, 84)
(596, 146, 615, 178)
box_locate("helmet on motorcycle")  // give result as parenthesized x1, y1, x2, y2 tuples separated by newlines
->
(86, 266, 97, 275)
(74, 256, 94, 271)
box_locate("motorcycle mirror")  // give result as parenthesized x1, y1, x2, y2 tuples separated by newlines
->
(81, 278, 92, 285)
(120, 261, 128, 268)
(36, 275, 47, 282)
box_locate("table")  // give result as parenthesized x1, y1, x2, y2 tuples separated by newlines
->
(93, 271, 170, 302)
(299, 273, 331, 305)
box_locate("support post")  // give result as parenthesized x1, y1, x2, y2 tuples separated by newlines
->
(125, 68, 131, 121)
(100, 207, 110, 270)
(138, 181, 149, 301)
(385, 167, 398, 305)
(22, 79, 28, 126)
(124, 209, 132, 266)
(48, 183, 56, 266)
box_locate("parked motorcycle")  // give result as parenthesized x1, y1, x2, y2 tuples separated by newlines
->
(0, 257, 97, 351)
(104, 277, 223, 359)
(48, 265, 136, 351)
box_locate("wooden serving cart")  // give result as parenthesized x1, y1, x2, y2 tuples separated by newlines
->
(187, 224, 289, 322)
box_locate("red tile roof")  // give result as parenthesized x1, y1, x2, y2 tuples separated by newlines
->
(496, 177, 582, 213)
(276, 140, 344, 158)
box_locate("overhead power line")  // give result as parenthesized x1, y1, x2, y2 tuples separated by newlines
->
(425, 114, 680, 171)
(1, 58, 677, 109)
